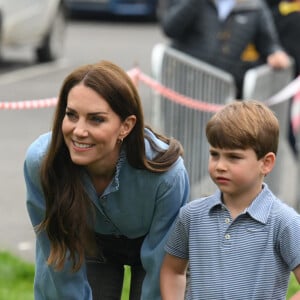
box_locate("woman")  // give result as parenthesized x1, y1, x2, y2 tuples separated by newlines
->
(24, 60, 189, 300)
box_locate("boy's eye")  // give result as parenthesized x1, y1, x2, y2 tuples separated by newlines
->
(229, 155, 241, 160)
(210, 152, 219, 157)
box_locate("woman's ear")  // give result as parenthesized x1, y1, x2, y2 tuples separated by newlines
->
(261, 152, 276, 176)
(120, 115, 137, 139)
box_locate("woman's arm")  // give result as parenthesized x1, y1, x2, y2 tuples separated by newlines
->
(140, 162, 190, 300)
(160, 253, 188, 300)
(24, 136, 92, 299)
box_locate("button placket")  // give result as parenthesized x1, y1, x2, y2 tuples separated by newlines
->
(220, 207, 232, 247)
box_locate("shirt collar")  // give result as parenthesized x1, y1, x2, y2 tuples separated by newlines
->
(245, 183, 274, 224)
(111, 148, 126, 192)
(82, 148, 127, 196)
(208, 183, 274, 224)
(215, 0, 236, 20)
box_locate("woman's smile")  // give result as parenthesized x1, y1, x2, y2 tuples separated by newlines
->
(72, 140, 96, 151)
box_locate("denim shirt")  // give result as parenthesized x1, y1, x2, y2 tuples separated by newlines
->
(24, 128, 190, 300)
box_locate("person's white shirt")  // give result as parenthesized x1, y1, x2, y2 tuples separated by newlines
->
(215, 0, 236, 20)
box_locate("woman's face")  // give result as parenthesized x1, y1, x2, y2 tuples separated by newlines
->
(62, 84, 133, 173)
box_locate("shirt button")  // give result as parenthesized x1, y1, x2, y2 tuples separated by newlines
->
(225, 234, 231, 240)
(225, 218, 231, 224)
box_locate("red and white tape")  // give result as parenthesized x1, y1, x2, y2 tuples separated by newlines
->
(0, 97, 58, 110)
(292, 90, 300, 133)
(1, 68, 300, 130)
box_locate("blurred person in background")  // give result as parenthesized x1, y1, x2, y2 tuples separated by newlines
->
(266, 0, 300, 77)
(266, 0, 300, 157)
(161, 0, 298, 156)
(160, 0, 290, 98)
(24, 60, 190, 300)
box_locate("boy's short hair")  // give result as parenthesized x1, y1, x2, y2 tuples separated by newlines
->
(206, 100, 279, 159)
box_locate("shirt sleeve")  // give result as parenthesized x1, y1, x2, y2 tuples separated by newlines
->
(161, 0, 202, 39)
(140, 159, 190, 300)
(255, 0, 283, 57)
(278, 212, 300, 271)
(164, 204, 190, 259)
(24, 136, 93, 300)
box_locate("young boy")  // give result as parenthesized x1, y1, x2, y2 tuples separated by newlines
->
(160, 100, 300, 300)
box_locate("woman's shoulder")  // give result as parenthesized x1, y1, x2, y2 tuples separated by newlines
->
(144, 127, 169, 160)
(144, 127, 186, 172)
(24, 132, 51, 171)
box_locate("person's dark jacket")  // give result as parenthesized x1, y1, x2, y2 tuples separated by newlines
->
(265, 0, 300, 76)
(161, 0, 283, 89)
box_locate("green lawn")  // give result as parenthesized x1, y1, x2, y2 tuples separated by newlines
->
(0, 251, 35, 300)
(0, 251, 298, 299)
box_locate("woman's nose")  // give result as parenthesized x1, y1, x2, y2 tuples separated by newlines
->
(73, 122, 88, 137)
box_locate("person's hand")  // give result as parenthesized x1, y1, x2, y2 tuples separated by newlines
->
(289, 291, 300, 300)
(267, 50, 291, 69)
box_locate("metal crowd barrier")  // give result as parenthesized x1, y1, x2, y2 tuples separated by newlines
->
(151, 43, 236, 199)
(151, 43, 298, 209)
(242, 63, 297, 208)
(242, 62, 294, 100)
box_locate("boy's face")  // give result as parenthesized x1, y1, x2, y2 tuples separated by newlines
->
(208, 146, 268, 202)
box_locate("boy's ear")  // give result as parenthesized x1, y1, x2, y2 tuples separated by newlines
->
(261, 152, 276, 176)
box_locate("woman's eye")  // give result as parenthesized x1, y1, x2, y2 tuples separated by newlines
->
(65, 111, 77, 120)
(90, 116, 104, 123)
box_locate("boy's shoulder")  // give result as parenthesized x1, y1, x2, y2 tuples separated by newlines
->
(258, 185, 300, 231)
(181, 192, 220, 215)
(271, 195, 300, 223)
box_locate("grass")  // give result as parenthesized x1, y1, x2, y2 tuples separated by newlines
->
(288, 273, 300, 298)
(121, 266, 131, 300)
(0, 251, 130, 300)
(0, 251, 298, 299)
(0, 251, 35, 300)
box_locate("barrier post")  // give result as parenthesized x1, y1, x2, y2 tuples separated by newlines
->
(293, 91, 300, 212)
(151, 43, 236, 199)
(243, 63, 297, 207)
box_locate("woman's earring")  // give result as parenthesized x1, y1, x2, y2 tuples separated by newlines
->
(117, 137, 123, 144)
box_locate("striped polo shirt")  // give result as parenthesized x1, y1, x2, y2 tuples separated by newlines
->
(165, 183, 300, 299)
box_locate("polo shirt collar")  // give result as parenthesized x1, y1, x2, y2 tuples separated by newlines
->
(208, 183, 274, 224)
(245, 183, 274, 224)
